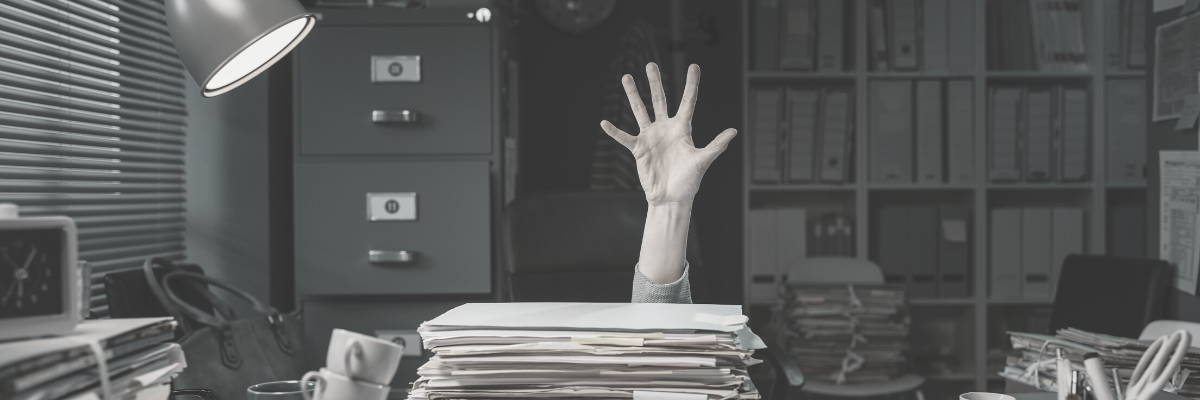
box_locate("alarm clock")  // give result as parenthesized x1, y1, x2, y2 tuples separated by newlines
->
(0, 204, 80, 341)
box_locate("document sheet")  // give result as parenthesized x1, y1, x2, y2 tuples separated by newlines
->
(1153, 13, 1200, 121)
(1159, 151, 1200, 294)
(408, 303, 765, 400)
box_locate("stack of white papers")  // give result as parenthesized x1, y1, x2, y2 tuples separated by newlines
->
(782, 285, 911, 384)
(0, 318, 184, 400)
(408, 303, 767, 400)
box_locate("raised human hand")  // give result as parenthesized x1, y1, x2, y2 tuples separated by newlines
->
(600, 63, 737, 205)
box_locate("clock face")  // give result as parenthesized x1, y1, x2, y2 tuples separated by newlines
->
(0, 228, 63, 319)
(536, 0, 616, 34)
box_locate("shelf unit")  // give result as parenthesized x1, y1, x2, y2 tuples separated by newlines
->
(740, 0, 1147, 392)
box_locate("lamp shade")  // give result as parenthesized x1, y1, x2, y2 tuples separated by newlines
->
(165, 0, 315, 97)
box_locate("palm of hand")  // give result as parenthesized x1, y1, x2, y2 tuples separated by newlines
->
(601, 63, 737, 204)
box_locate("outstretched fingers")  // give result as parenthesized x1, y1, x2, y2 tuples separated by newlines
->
(646, 63, 670, 121)
(601, 120, 638, 151)
(700, 128, 738, 164)
(676, 64, 701, 120)
(622, 75, 652, 127)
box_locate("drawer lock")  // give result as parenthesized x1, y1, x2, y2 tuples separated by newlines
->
(372, 110, 420, 124)
(369, 250, 416, 264)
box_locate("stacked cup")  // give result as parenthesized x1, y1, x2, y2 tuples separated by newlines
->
(301, 329, 406, 400)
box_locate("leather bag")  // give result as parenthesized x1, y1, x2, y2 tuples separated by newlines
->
(146, 269, 305, 399)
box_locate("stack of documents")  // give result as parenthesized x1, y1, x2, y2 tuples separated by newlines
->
(408, 303, 767, 400)
(0, 318, 184, 400)
(1002, 328, 1200, 398)
(782, 285, 911, 384)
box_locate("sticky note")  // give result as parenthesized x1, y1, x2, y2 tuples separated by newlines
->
(1176, 94, 1200, 130)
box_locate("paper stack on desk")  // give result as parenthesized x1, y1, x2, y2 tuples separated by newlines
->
(0, 317, 184, 400)
(781, 285, 911, 384)
(407, 302, 766, 400)
(1002, 328, 1200, 398)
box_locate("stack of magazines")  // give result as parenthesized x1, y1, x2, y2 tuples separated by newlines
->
(1002, 328, 1200, 398)
(0, 318, 184, 400)
(781, 285, 911, 384)
(408, 302, 766, 400)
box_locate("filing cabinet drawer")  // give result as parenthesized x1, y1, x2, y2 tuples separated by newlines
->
(295, 161, 490, 295)
(297, 25, 492, 156)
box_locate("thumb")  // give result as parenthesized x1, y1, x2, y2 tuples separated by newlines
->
(700, 128, 737, 162)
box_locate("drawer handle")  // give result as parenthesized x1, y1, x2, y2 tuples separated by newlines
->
(369, 250, 416, 264)
(372, 110, 420, 124)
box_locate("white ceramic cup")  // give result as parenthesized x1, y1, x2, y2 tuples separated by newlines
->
(325, 328, 405, 385)
(960, 392, 1017, 400)
(299, 368, 389, 400)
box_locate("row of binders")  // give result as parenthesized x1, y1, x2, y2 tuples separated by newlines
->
(408, 303, 766, 400)
(1102, 0, 1147, 70)
(876, 206, 971, 299)
(989, 207, 1083, 299)
(870, 80, 975, 185)
(988, 85, 1090, 183)
(781, 285, 911, 384)
(751, 86, 854, 184)
(987, 0, 1087, 72)
(752, 0, 849, 72)
(1003, 328, 1200, 398)
(0, 318, 183, 400)
(867, 0, 976, 72)
(747, 209, 855, 303)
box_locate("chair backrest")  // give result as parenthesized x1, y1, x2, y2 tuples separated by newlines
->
(786, 257, 885, 285)
(1140, 320, 1200, 343)
(502, 192, 708, 303)
(1051, 254, 1171, 338)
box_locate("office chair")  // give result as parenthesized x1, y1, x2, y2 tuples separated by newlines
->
(502, 192, 803, 399)
(1050, 254, 1171, 339)
(786, 257, 926, 400)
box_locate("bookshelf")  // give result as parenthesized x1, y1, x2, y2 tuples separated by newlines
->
(741, 0, 1148, 395)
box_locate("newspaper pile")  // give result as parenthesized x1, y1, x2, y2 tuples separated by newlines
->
(408, 302, 767, 400)
(781, 285, 911, 384)
(0, 318, 184, 400)
(1002, 328, 1200, 398)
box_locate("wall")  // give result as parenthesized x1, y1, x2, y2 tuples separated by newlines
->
(183, 76, 273, 316)
(516, 0, 744, 304)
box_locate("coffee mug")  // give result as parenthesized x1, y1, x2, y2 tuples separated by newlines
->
(326, 328, 405, 385)
(247, 380, 316, 400)
(960, 392, 1017, 400)
(300, 368, 389, 400)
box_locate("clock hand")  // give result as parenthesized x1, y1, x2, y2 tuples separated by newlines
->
(21, 246, 36, 272)
(1, 279, 15, 302)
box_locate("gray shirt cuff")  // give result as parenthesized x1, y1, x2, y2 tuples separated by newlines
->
(631, 263, 692, 304)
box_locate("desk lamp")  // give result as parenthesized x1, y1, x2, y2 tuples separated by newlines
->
(165, 0, 316, 97)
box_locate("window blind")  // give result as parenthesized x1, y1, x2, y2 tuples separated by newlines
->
(0, 0, 187, 318)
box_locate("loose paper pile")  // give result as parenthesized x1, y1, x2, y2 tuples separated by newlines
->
(782, 285, 911, 384)
(0, 318, 184, 400)
(407, 303, 767, 400)
(1002, 328, 1200, 398)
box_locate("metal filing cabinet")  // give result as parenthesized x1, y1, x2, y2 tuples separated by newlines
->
(293, 5, 511, 383)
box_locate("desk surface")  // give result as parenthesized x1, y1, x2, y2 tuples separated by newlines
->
(1010, 392, 1190, 400)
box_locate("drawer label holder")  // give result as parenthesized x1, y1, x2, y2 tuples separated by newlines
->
(367, 192, 417, 221)
(371, 55, 421, 83)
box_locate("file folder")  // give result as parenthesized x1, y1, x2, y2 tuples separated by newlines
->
(1021, 208, 1053, 298)
(989, 88, 1022, 182)
(938, 206, 970, 297)
(915, 80, 944, 184)
(922, 0, 948, 73)
(1060, 88, 1089, 181)
(1110, 205, 1145, 258)
(786, 88, 819, 183)
(778, 209, 808, 280)
(816, 0, 844, 71)
(947, 0, 975, 73)
(990, 208, 1022, 298)
(889, 0, 919, 70)
(781, 0, 815, 70)
(1051, 207, 1083, 298)
(878, 206, 938, 298)
(1025, 88, 1053, 182)
(754, 0, 781, 70)
(1104, 0, 1122, 69)
(1128, 0, 1146, 69)
(748, 209, 780, 303)
(819, 88, 851, 183)
(1106, 79, 1146, 185)
(870, 80, 913, 183)
(752, 88, 783, 183)
(946, 80, 974, 184)
(870, 2, 889, 71)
